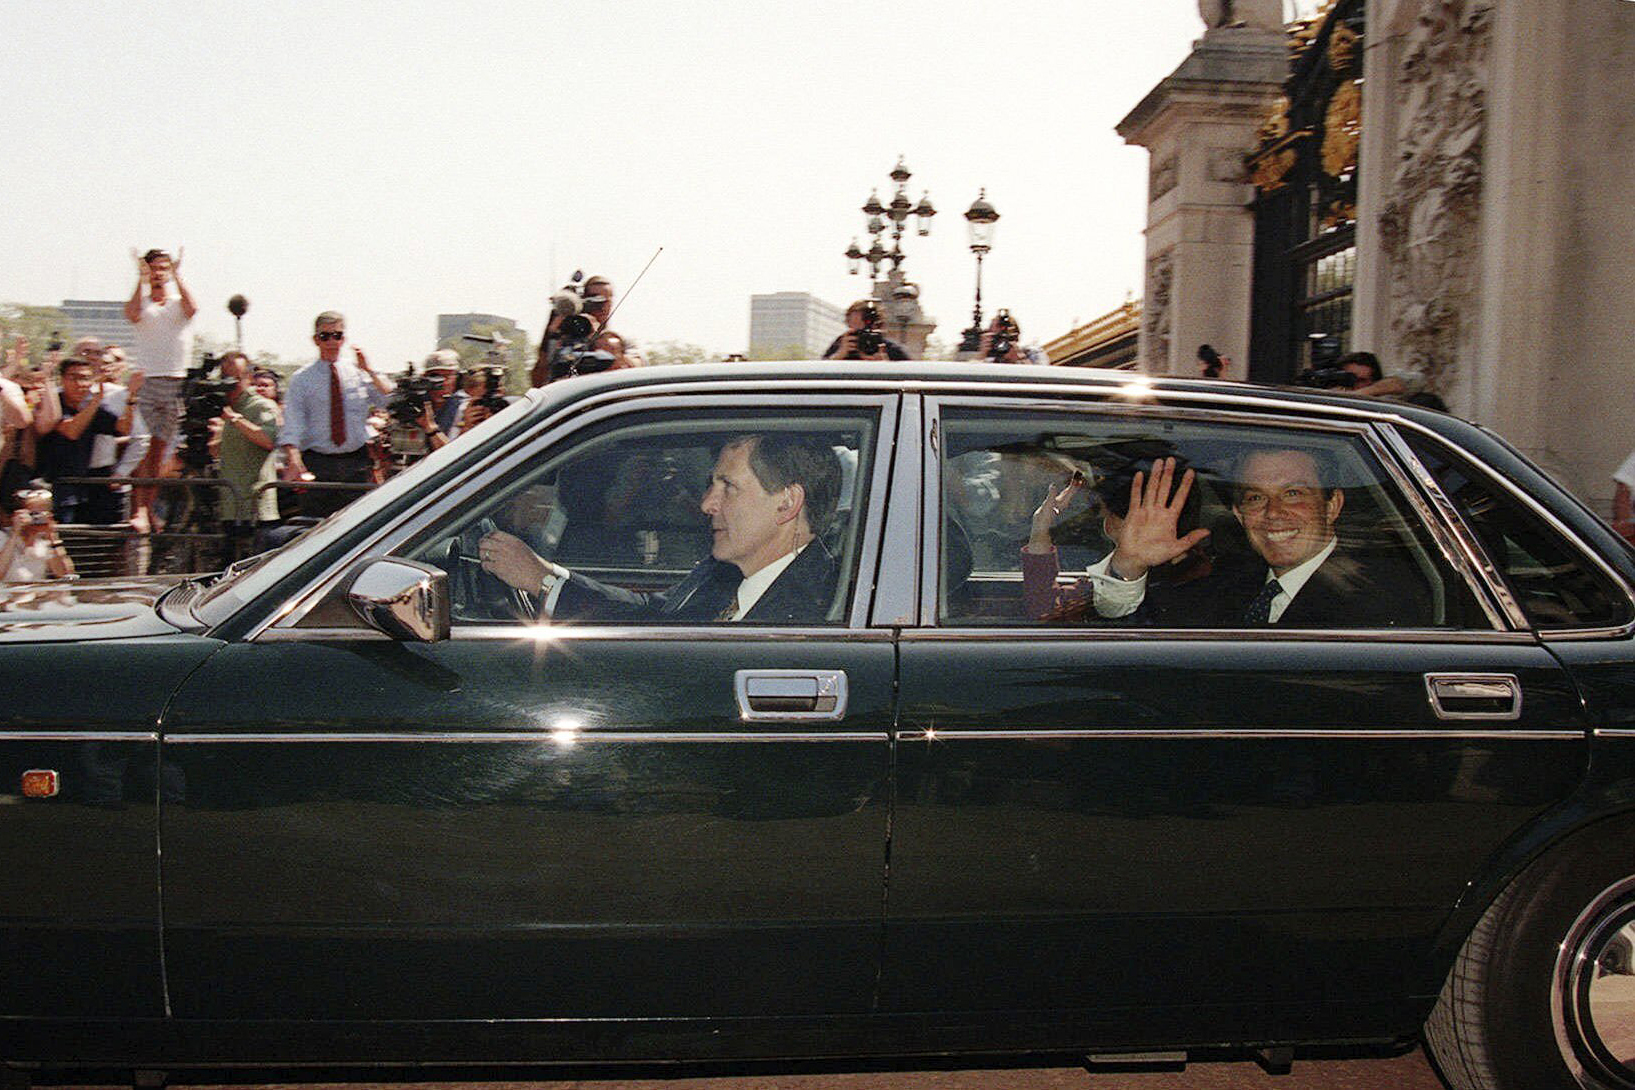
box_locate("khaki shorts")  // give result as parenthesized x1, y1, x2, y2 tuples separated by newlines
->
(134, 376, 186, 448)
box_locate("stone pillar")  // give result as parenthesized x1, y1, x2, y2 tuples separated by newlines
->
(1117, 8, 1287, 378)
(872, 269, 936, 359)
(1355, 0, 1635, 505)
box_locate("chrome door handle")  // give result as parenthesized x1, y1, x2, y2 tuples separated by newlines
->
(735, 670, 848, 722)
(1425, 673, 1522, 720)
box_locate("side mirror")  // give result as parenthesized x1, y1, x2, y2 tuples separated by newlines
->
(345, 558, 451, 642)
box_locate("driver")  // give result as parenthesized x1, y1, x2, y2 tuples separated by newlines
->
(478, 433, 842, 625)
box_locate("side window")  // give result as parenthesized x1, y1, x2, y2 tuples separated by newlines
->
(1405, 434, 1632, 630)
(938, 408, 1484, 630)
(354, 410, 874, 628)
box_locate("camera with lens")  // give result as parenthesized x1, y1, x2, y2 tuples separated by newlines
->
(1293, 333, 1354, 389)
(1294, 367, 1359, 390)
(387, 362, 445, 428)
(474, 365, 509, 414)
(178, 354, 239, 469)
(987, 309, 1020, 361)
(852, 300, 885, 358)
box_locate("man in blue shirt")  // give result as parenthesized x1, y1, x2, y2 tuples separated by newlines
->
(277, 311, 392, 517)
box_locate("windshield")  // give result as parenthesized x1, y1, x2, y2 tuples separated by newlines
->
(191, 391, 542, 629)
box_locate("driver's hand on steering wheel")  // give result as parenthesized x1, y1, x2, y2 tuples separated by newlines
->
(479, 530, 552, 592)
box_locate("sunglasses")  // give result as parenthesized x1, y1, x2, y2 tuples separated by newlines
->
(315, 331, 346, 342)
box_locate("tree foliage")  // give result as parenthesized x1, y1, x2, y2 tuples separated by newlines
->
(644, 340, 717, 367)
(437, 320, 535, 392)
(746, 342, 812, 361)
(0, 303, 74, 369)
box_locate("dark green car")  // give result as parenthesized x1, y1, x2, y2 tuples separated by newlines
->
(4, 362, 1634, 1090)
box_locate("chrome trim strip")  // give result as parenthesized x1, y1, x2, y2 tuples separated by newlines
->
(1386, 418, 1635, 639)
(870, 394, 922, 627)
(847, 397, 899, 629)
(1376, 425, 1526, 629)
(257, 625, 896, 643)
(897, 626, 1537, 644)
(0, 731, 158, 743)
(254, 393, 897, 640)
(1592, 729, 1635, 738)
(900, 728, 1584, 742)
(1367, 425, 1512, 630)
(165, 731, 889, 745)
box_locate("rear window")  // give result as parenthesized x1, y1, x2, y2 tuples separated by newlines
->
(1405, 434, 1632, 630)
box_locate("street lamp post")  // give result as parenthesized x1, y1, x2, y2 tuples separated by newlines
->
(844, 157, 937, 281)
(959, 189, 1000, 355)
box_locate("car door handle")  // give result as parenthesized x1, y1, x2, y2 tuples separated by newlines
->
(1425, 673, 1522, 720)
(735, 670, 848, 721)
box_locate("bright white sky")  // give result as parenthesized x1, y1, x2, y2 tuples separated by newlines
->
(0, 1, 1321, 369)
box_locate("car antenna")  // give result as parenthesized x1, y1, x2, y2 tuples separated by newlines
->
(597, 247, 663, 333)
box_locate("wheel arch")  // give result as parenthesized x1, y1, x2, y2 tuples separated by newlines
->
(1423, 789, 1635, 1001)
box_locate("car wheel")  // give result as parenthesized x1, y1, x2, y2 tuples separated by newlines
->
(1425, 820, 1635, 1090)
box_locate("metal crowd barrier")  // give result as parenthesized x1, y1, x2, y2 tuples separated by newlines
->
(47, 476, 376, 578)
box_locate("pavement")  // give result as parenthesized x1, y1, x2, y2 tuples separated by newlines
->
(73, 1049, 1444, 1090)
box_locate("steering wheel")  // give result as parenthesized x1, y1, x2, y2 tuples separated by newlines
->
(442, 519, 537, 622)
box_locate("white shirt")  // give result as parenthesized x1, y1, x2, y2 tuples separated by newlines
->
(1260, 536, 1337, 623)
(89, 385, 135, 470)
(1, 531, 56, 582)
(131, 295, 192, 379)
(725, 544, 804, 621)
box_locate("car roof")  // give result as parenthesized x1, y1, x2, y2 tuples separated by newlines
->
(530, 359, 1466, 433)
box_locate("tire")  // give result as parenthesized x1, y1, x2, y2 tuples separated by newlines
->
(1425, 820, 1635, 1090)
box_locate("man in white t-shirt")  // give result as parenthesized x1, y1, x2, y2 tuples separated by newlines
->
(123, 248, 197, 530)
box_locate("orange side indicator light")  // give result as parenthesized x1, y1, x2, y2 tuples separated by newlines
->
(21, 770, 59, 799)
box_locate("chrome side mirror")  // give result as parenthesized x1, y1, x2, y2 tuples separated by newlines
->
(345, 558, 450, 642)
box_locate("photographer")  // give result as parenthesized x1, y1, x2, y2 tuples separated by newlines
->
(0, 484, 74, 581)
(458, 366, 512, 432)
(208, 350, 280, 535)
(978, 310, 1046, 365)
(420, 350, 467, 451)
(34, 353, 129, 524)
(533, 274, 621, 386)
(823, 300, 910, 362)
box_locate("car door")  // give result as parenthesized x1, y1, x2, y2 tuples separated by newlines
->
(884, 394, 1589, 1043)
(0, 629, 218, 1019)
(159, 394, 898, 1022)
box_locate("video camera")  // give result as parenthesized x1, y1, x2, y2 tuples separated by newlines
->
(179, 354, 239, 470)
(987, 309, 1019, 361)
(387, 361, 445, 428)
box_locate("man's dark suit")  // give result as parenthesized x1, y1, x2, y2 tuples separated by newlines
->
(1023, 541, 1433, 628)
(552, 540, 840, 625)
(1156, 544, 1432, 627)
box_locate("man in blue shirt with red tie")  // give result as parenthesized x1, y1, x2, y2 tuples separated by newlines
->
(278, 311, 393, 517)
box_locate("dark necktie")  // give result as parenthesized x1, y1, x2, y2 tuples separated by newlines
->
(1242, 578, 1283, 625)
(328, 364, 347, 447)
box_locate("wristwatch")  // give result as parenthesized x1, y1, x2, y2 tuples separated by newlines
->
(538, 567, 562, 598)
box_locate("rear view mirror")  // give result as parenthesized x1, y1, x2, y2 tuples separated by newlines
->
(345, 558, 451, 642)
